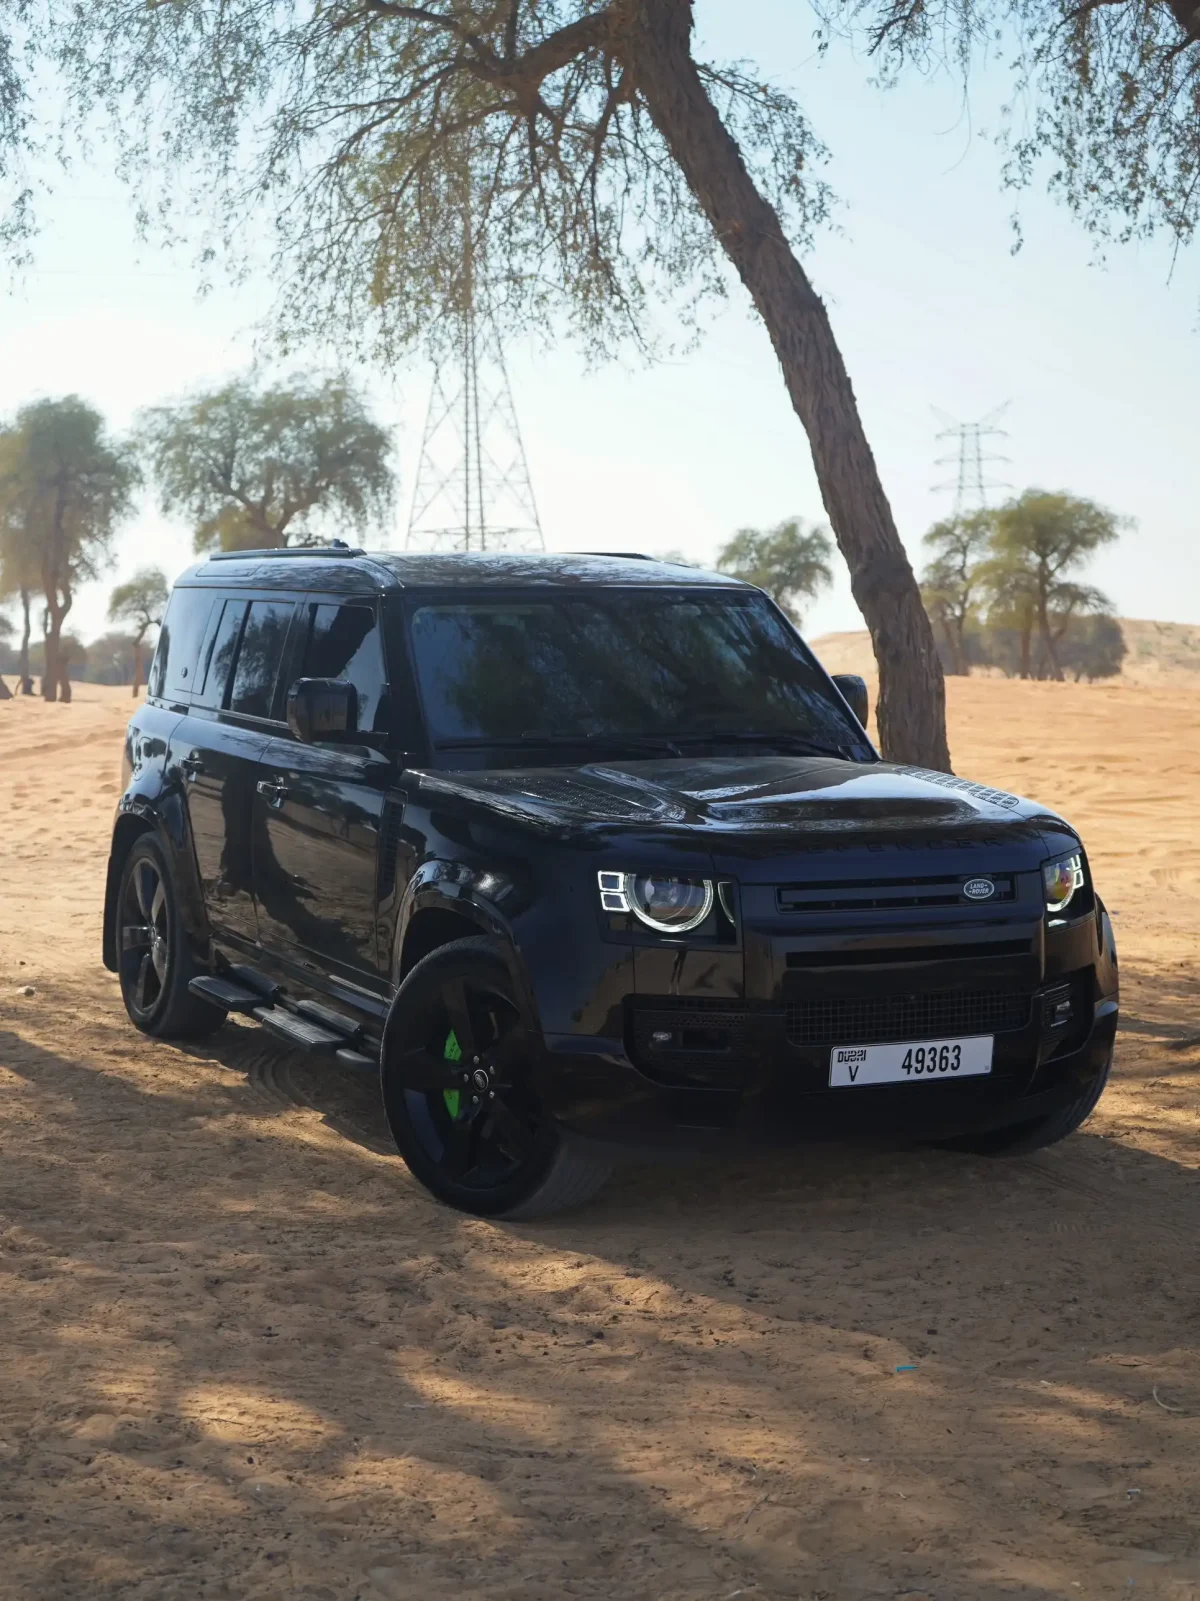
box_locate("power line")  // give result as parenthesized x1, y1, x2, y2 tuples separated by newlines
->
(932, 404, 1011, 514)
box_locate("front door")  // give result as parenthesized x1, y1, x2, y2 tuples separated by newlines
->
(252, 598, 395, 981)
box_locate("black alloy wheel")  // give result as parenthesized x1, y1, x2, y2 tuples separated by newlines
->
(120, 852, 171, 1019)
(381, 937, 611, 1218)
(115, 835, 226, 1039)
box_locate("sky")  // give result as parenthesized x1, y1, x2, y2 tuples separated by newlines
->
(0, 1, 1195, 647)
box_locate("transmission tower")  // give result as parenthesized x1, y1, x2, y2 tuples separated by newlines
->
(933, 405, 1011, 513)
(405, 306, 544, 553)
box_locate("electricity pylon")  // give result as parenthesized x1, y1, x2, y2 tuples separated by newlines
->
(933, 405, 1011, 514)
(405, 307, 544, 553)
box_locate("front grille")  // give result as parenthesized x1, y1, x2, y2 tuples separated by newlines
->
(785, 988, 1031, 1046)
(777, 874, 1015, 914)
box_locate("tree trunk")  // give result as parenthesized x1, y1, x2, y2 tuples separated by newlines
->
(952, 611, 969, 676)
(42, 627, 59, 702)
(18, 586, 33, 694)
(624, 0, 950, 769)
(132, 634, 143, 697)
(1037, 596, 1064, 682)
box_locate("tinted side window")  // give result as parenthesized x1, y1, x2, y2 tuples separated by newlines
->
(150, 588, 216, 700)
(228, 600, 296, 721)
(196, 599, 248, 709)
(300, 602, 388, 733)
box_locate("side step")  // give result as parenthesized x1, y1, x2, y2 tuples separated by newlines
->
(252, 1005, 343, 1056)
(190, 966, 381, 1069)
(189, 975, 263, 1014)
(336, 1046, 379, 1074)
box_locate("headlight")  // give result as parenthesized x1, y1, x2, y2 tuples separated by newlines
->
(597, 871, 714, 933)
(1043, 852, 1085, 914)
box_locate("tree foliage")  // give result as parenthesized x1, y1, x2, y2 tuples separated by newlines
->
(717, 517, 835, 624)
(139, 376, 395, 552)
(7, 4, 829, 360)
(825, 0, 1200, 262)
(1, 0, 950, 767)
(0, 397, 138, 701)
(0, 425, 40, 693)
(920, 489, 1126, 680)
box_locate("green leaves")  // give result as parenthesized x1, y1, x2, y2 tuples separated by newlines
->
(920, 488, 1128, 680)
(716, 516, 836, 624)
(136, 374, 395, 551)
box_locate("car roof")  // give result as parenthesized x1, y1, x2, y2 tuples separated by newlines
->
(176, 548, 747, 595)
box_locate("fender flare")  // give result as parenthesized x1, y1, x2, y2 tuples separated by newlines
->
(390, 862, 544, 1051)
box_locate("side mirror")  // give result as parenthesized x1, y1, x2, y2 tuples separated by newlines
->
(286, 677, 358, 743)
(832, 672, 869, 729)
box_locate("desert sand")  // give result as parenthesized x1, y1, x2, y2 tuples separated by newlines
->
(1, 678, 1197, 1601)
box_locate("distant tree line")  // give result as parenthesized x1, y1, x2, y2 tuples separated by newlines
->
(920, 491, 1128, 682)
(0, 376, 395, 698)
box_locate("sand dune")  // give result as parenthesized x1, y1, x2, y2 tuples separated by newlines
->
(813, 617, 1200, 685)
(1, 681, 1198, 1601)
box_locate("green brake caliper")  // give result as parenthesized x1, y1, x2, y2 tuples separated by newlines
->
(442, 1029, 462, 1117)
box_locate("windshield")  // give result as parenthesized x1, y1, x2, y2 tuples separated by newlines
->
(405, 589, 870, 756)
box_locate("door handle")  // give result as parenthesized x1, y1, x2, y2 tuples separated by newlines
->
(256, 778, 289, 808)
(179, 754, 204, 781)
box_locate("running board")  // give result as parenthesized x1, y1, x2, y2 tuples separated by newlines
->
(252, 1005, 343, 1056)
(190, 967, 379, 1067)
(189, 975, 263, 1014)
(336, 1045, 378, 1074)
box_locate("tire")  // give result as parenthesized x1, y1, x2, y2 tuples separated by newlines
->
(115, 834, 227, 1040)
(940, 1047, 1113, 1157)
(381, 936, 611, 1219)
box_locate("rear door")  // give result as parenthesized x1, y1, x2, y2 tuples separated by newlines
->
(252, 597, 394, 981)
(169, 592, 299, 946)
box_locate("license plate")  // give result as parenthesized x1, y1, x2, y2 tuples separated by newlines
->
(829, 1036, 994, 1087)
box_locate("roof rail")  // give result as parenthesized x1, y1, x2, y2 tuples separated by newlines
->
(207, 542, 364, 562)
(570, 551, 653, 560)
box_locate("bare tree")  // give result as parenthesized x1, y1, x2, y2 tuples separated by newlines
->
(5, 2, 950, 766)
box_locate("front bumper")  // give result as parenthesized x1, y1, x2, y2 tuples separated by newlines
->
(538, 992, 1118, 1155)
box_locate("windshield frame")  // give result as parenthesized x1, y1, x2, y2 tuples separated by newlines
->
(392, 583, 877, 769)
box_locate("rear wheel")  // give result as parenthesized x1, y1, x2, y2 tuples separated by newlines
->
(381, 937, 611, 1218)
(940, 1048, 1112, 1156)
(115, 834, 226, 1040)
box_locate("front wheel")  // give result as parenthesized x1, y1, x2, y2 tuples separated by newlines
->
(381, 937, 611, 1218)
(939, 1048, 1113, 1156)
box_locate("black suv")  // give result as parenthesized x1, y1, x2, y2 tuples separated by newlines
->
(104, 548, 1118, 1216)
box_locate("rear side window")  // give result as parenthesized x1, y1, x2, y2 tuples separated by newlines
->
(195, 599, 248, 709)
(299, 602, 388, 733)
(228, 600, 296, 720)
(149, 588, 216, 700)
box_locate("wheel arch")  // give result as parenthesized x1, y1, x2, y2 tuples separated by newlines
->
(102, 802, 209, 972)
(393, 868, 542, 1046)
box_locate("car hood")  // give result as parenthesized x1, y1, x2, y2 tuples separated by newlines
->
(414, 754, 1070, 846)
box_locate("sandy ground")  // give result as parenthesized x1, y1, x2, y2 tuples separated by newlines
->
(0, 679, 1197, 1601)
